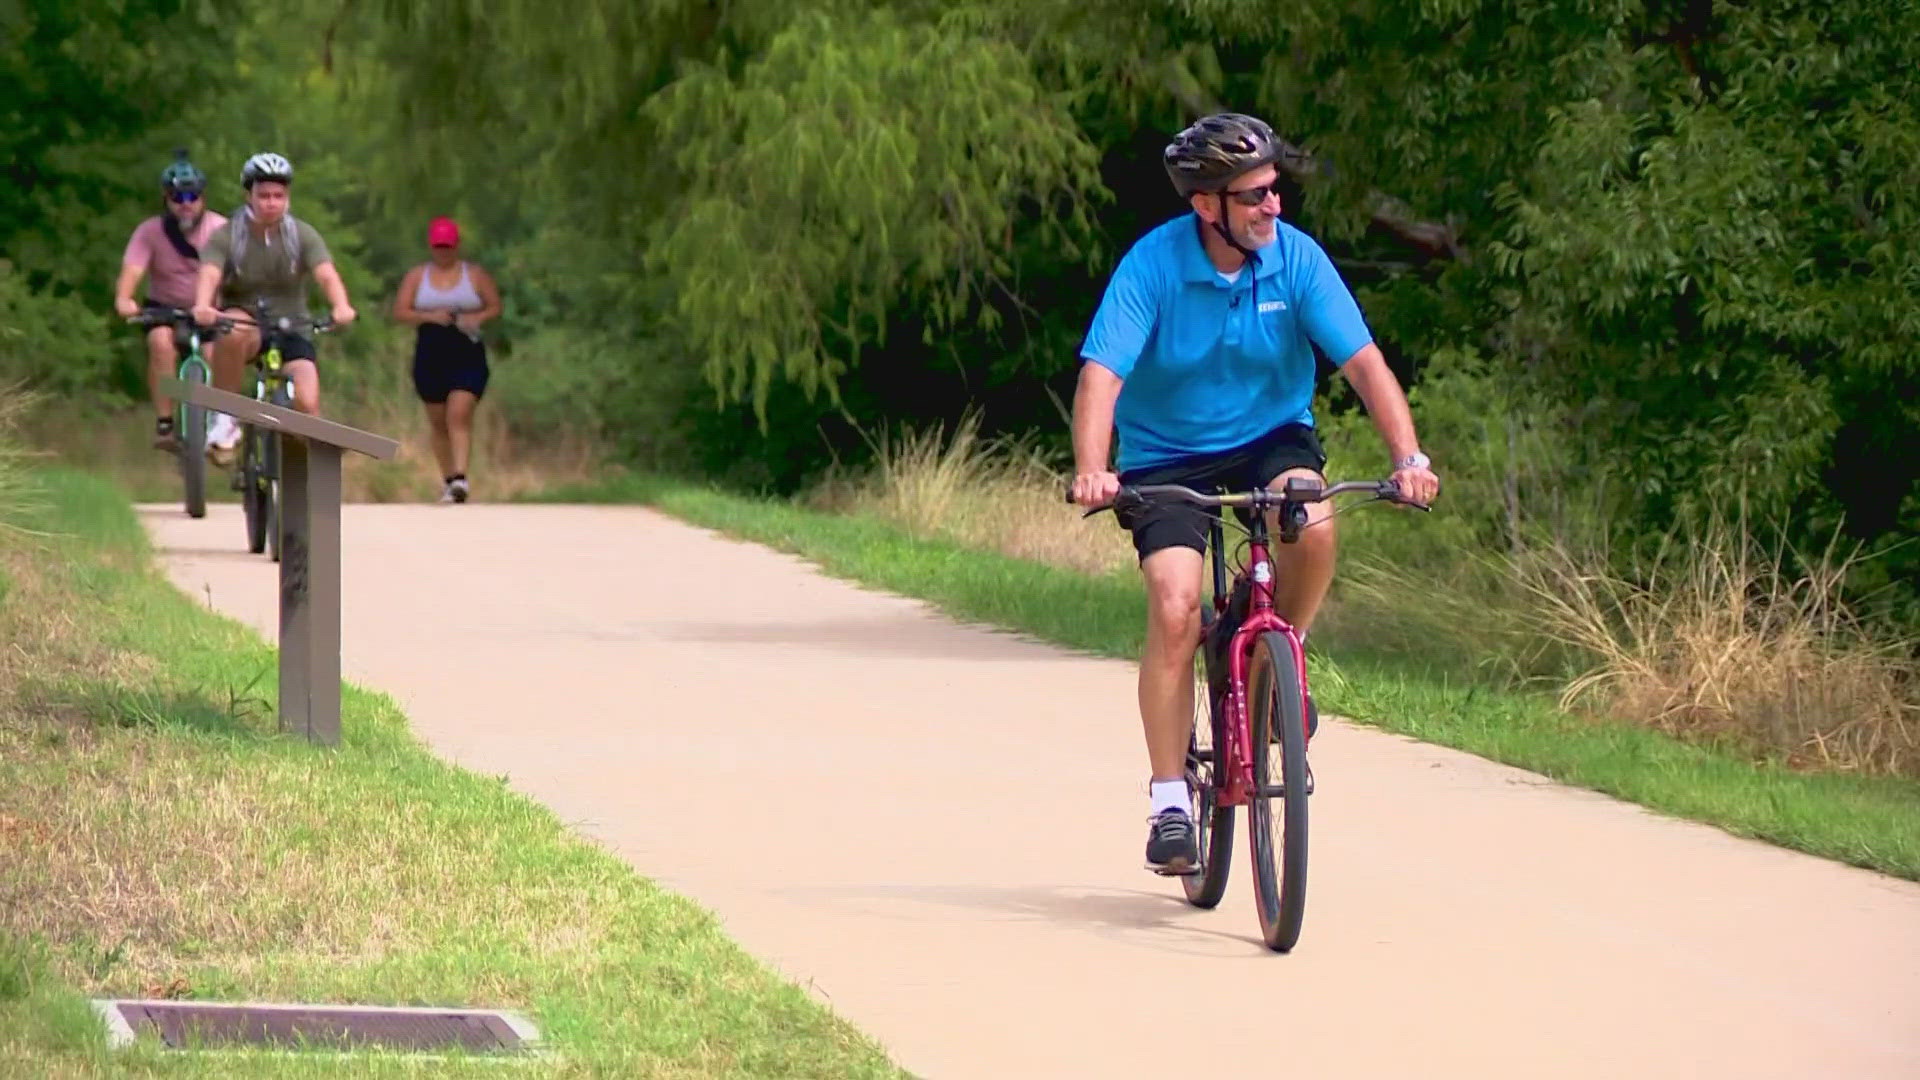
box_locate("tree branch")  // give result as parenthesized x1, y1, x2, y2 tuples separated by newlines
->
(323, 0, 356, 75)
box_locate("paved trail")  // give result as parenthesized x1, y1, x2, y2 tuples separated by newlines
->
(141, 502, 1920, 1079)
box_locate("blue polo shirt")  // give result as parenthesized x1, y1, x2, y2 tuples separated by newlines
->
(1079, 213, 1374, 473)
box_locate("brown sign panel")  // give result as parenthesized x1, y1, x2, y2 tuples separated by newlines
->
(158, 378, 399, 460)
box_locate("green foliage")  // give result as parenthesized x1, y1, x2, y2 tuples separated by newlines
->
(645, 7, 1105, 419)
(0, 263, 115, 404)
(1, 0, 248, 298)
(12, 0, 1918, 620)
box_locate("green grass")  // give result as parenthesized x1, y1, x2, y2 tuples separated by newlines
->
(0, 467, 904, 1078)
(528, 471, 1920, 882)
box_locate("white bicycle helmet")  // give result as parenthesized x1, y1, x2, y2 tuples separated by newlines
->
(241, 152, 294, 189)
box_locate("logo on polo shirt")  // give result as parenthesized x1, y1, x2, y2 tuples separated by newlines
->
(1258, 300, 1287, 314)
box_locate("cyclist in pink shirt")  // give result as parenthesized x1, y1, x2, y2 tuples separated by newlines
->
(113, 151, 228, 449)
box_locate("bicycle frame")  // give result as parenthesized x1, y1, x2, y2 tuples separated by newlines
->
(226, 299, 331, 407)
(249, 341, 289, 400)
(174, 326, 213, 400)
(133, 307, 213, 416)
(1078, 477, 1420, 806)
(1212, 518, 1308, 810)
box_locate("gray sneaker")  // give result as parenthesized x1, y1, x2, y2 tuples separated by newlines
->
(1145, 809, 1199, 874)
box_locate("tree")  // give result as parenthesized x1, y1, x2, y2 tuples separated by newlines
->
(1, 0, 248, 298)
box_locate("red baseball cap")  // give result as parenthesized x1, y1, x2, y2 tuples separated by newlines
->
(427, 216, 460, 247)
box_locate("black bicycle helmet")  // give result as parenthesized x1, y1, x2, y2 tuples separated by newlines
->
(1163, 113, 1280, 198)
(159, 149, 206, 195)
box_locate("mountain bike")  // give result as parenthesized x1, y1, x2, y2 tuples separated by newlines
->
(1078, 476, 1426, 951)
(128, 306, 219, 519)
(215, 300, 336, 561)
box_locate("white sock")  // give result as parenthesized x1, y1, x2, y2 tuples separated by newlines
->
(1149, 779, 1188, 816)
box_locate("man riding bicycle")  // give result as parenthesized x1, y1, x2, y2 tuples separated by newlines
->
(1067, 112, 1442, 874)
(191, 152, 356, 459)
(113, 151, 229, 449)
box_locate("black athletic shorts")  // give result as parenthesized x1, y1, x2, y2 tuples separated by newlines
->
(272, 333, 318, 365)
(1113, 421, 1328, 561)
(220, 306, 320, 367)
(412, 323, 490, 403)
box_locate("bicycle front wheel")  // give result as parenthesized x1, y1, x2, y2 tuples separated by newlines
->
(241, 427, 268, 555)
(177, 359, 208, 519)
(1182, 607, 1235, 909)
(1246, 630, 1310, 952)
(265, 385, 291, 563)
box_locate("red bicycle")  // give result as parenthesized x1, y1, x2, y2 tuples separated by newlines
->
(1082, 476, 1425, 951)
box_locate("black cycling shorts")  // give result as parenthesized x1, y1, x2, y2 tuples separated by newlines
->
(412, 323, 490, 403)
(1113, 421, 1328, 562)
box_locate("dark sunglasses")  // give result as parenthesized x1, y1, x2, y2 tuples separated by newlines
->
(168, 189, 203, 204)
(1223, 183, 1279, 208)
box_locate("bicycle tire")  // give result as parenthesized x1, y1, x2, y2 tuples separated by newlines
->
(268, 476, 281, 562)
(1182, 607, 1236, 909)
(266, 383, 292, 563)
(177, 359, 208, 519)
(241, 426, 268, 554)
(1246, 630, 1310, 952)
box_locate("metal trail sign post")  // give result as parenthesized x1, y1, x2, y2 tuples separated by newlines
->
(162, 378, 398, 746)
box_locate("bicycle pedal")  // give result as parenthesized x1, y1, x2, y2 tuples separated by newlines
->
(1147, 861, 1202, 877)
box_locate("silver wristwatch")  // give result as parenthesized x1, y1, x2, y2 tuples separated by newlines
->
(1394, 451, 1431, 471)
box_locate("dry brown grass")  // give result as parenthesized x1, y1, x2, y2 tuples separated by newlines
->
(1509, 517, 1920, 776)
(817, 416, 1920, 778)
(339, 390, 601, 504)
(0, 536, 275, 993)
(0, 522, 625, 1005)
(18, 379, 600, 507)
(807, 410, 1136, 576)
(0, 384, 50, 532)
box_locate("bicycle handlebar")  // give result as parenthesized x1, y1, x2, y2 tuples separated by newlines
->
(218, 313, 338, 334)
(125, 306, 194, 328)
(128, 305, 338, 335)
(1065, 478, 1431, 515)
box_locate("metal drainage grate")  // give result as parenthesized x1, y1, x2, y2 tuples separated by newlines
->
(92, 999, 540, 1054)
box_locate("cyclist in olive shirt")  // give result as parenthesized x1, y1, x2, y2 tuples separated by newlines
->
(191, 152, 356, 457)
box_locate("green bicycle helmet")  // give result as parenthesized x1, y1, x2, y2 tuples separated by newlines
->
(159, 149, 207, 195)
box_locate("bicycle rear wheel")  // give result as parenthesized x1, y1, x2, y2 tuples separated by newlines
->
(1246, 630, 1310, 952)
(177, 359, 208, 519)
(1182, 607, 1235, 908)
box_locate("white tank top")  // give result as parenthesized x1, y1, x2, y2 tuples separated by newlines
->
(414, 262, 483, 311)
